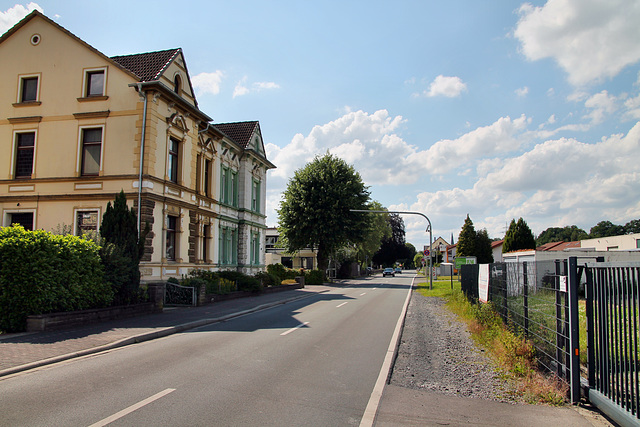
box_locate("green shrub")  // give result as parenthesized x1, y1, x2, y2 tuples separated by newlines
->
(306, 269, 325, 285)
(0, 226, 112, 332)
(217, 270, 262, 292)
(255, 271, 280, 287)
(267, 263, 286, 282)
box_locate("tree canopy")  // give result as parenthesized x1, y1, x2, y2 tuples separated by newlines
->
(277, 153, 371, 271)
(355, 201, 391, 267)
(372, 213, 412, 266)
(589, 220, 626, 238)
(456, 214, 476, 257)
(502, 217, 536, 253)
(535, 225, 588, 246)
(475, 228, 494, 264)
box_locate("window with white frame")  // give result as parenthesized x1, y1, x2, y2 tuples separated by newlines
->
(84, 69, 105, 97)
(250, 232, 260, 265)
(19, 75, 39, 103)
(75, 210, 99, 237)
(80, 127, 102, 176)
(7, 212, 34, 230)
(251, 179, 260, 212)
(168, 137, 180, 183)
(14, 131, 35, 179)
(220, 166, 238, 206)
(219, 226, 237, 265)
(166, 215, 178, 261)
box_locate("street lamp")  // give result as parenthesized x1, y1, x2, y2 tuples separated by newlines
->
(350, 209, 433, 290)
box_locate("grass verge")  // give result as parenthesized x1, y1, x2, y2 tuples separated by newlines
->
(416, 276, 568, 405)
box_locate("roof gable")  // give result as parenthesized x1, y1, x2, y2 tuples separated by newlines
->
(214, 121, 259, 149)
(0, 10, 139, 81)
(111, 49, 180, 82)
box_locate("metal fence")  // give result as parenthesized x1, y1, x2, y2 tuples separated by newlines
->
(585, 262, 640, 424)
(461, 258, 640, 426)
(462, 261, 575, 388)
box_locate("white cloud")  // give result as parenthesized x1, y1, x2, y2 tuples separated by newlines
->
(515, 86, 529, 97)
(192, 70, 224, 96)
(0, 2, 43, 34)
(514, 0, 640, 86)
(233, 76, 280, 98)
(409, 115, 530, 175)
(403, 121, 640, 240)
(423, 75, 467, 98)
(583, 90, 619, 124)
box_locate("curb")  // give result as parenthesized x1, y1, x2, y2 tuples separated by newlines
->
(0, 290, 327, 378)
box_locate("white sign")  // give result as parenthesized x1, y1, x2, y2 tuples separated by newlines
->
(478, 264, 490, 303)
(559, 276, 567, 293)
(432, 266, 437, 279)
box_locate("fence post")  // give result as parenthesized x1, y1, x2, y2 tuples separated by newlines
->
(555, 259, 564, 379)
(568, 256, 581, 404)
(523, 262, 529, 337)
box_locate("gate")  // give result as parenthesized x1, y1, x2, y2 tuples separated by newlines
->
(164, 282, 196, 306)
(585, 262, 640, 426)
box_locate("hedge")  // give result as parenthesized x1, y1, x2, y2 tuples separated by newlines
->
(0, 226, 112, 332)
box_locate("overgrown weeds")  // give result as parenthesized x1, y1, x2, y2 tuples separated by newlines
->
(416, 278, 568, 405)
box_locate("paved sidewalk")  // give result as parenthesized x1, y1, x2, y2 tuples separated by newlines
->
(0, 285, 331, 377)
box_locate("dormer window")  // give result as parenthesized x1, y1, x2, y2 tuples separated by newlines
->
(173, 74, 181, 94)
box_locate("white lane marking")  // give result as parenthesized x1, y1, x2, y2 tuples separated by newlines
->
(360, 292, 367, 296)
(336, 302, 348, 308)
(359, 276, 415, 427)
(280, 321, 309, 336)
(88, 388, 176, 427)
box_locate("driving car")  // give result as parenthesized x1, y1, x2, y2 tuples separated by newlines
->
(395, 267, 402, 274)
(383, 267, 395, 277)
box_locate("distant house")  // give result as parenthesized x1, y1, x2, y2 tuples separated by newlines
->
(265, 228, 317, 270)
(491, 240, 504, 262)
(0, 11, 275, 281)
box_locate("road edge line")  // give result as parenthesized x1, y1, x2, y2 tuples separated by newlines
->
(359, 275, 415, 427)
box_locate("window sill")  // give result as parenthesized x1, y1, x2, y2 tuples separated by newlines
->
(77, 95, 109, 102)
(13, 101, 41, 107)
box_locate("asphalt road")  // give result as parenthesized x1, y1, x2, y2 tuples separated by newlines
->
(0, 275, 413, 426)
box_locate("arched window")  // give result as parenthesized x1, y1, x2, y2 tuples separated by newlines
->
(173, 74, 181, 94)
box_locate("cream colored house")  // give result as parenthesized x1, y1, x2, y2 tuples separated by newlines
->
(265, 228, 317, 270)
(0, 11, 275, 280)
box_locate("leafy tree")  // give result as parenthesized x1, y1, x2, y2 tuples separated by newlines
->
(503, 217, 536, 253)
(100, 190, 148, 304)
(589, 220, 625, 238)
(475, 228, 494, 264)
(536, 225, 588, 246)
(277, 153, 371, 271)
(456, 214, 476, 257)
(403, 242, 417, 269)
(625, 219, 640, 234)
(355, 201, 390, 267)
(372, 214, 412, 266)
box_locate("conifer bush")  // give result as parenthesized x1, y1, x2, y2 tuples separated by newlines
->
(0, 226, 112, 332)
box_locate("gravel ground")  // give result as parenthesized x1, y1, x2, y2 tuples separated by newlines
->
(389, 292, 522, 403)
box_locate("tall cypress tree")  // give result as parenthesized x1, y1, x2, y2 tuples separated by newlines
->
(100, 190, 145, 304)
(456, 214, 476, 257)
(503, 217, 536, 253)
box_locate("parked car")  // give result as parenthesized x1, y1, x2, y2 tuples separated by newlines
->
(395, 267, 402, 274)
(383, 268, 395, 277)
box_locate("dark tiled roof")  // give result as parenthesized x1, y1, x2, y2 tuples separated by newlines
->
(213, 121, 259, 148)
(110, 48, 181, 82)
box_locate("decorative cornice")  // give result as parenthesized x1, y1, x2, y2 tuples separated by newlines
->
(7, 116, 42, 124)
(73, 110, 110, 119)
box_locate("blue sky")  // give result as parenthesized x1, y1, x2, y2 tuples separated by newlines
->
(3, 1, 640, 250)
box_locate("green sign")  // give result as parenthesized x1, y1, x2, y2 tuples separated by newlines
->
(454, 257, 477, 269)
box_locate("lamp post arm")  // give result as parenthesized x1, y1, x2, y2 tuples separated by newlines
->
(350, 209, 433, 290)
